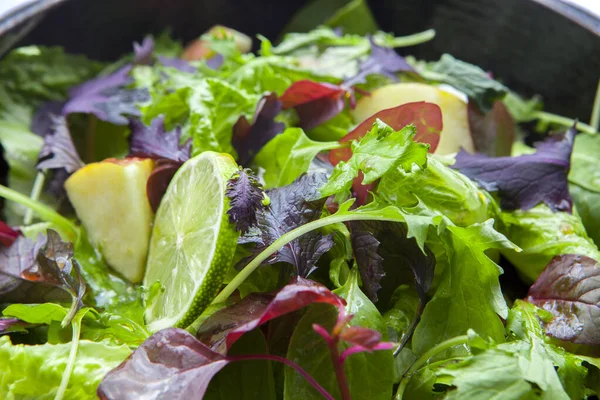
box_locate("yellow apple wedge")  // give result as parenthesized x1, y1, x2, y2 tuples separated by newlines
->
(352, 82, 474, 154)
(65, 158, 155, 283)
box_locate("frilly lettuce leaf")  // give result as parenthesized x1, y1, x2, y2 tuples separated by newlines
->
(0, 335, 130, 399)
(378, 156, 490, 227)
(498, 204, 600, 283)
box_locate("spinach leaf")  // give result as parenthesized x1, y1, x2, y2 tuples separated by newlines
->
(205, 330, 276, 400)
(421, 54, 507, 112)
(568, 132, 600, 244)
(527, 254, 600, 345)
(284, 270, 394, 400)
(254, 128, 339, 188)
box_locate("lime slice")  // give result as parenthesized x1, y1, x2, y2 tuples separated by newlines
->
(143, 151, 239, 332)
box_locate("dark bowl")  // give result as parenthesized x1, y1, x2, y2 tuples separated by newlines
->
(0, 0, 599, 120)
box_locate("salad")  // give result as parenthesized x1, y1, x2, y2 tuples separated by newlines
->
(0, 2, 599, 399)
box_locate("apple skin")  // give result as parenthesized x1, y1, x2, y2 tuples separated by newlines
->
(352, 83, 475, 155)
(65, 157, 155, 283)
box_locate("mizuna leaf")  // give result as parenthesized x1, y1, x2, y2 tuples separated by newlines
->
(129, 116, 191, 163)
(97, 328, 231, 400)
(330, 101, 443, 165)
(0, 230, 85, 325)
(196, 277, 345, 353)
(527, 254, 600, 345)
(280, 80, 349, 131)
(63, 66, 149, 125)
(320, 119, 428, 198)
(452, 126, 576, 212)
(238, 173, 334, 277)
(232, 93, 285, 165)
(36, 115, 83, 173)
(343, 37, 415, 87)
(225, 168, 265, 234)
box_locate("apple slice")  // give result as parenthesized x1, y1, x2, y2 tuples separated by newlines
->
(352, 82, 474, 155)
(65, 158, 155, 283)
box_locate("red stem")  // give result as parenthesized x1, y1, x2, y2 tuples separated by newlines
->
(328, 341, 352, 400)
(228, 354, 335, 400)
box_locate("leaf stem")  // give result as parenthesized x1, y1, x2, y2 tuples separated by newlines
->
(213, 211, 402, 303)
(328, 341, 352, 400)
(590, 79, 600, 131)
(378, 29, 436, 48)
(54, 318, 81, 400)
(228, 354, 335, 400)
(0, 184, 77, 241)
(24, 171, 46, 225)
(533, 111, 597, 134)
(395, 335, 470, 399)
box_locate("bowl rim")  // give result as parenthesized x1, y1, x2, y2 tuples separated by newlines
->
(0, 0, 599, 40)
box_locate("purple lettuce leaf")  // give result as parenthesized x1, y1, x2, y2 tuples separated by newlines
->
(30, 100, 66, 137)
(238, 173, 334, 277)
(348, 223, 384, 302)
(527, 254, 600, 345)
(129, 116, 191, 163)
(280, 80, 348, 131)
(97, 328, 231, 400)
(0, 220, 19, 247)
(157, 55, 196, 73)
(343, 37, 415, 87)
(468, 101, 515, 157)
(0, 230, 85, 318)
(232, 93, 285, 165)
(452, 125, 576, 212)
(36, 115, 84, 173)
(62, 65, 149, 125)
(146, 160, 181, 213)
(196, 277, 346, 353)
(226, 168, 265, 234)
(0, 317, 32, 334)
(133, 36, 154, 66)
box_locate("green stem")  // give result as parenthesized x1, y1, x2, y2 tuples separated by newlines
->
(212, 211, 402, 304)
(24, 171, 46, 225)
(533, 111, 597, 134)
(378, 29, 436, 48)
(395, 335, 470, 400)
(0, 184, 77, 241)
(54, 318, 81, 400)
(590, 79, 600, 131)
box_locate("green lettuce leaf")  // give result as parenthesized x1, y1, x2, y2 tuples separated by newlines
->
(0, 335, 130, 399)
(412, 220, 515, 357)
(498, 204, 600, 283)
(254, 127, 339, 188)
